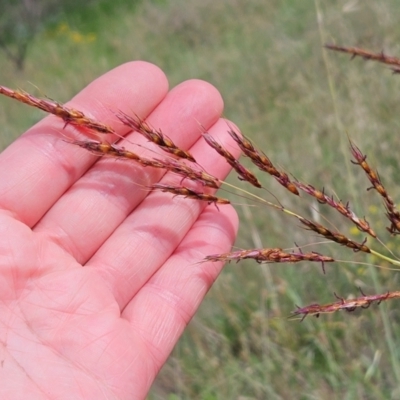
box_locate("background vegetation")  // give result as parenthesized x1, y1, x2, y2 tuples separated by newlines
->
(1, 1, 400, 398)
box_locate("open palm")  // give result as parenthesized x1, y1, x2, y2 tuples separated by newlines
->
(0, 62, 238, 399)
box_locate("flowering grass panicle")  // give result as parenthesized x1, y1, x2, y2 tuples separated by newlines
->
(2, 44, 400, 320)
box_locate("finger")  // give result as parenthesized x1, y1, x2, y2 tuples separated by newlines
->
(34, 80, 224, 264)
(87, 118, 241, 308)
(121, 203, 239, 398)
(0, 61, 168, 227)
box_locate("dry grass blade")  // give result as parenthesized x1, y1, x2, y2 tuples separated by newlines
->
(292, 290, 400, 321)
(0, 85, 115, 134)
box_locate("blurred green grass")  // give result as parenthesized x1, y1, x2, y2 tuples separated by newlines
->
(2, 0, 400, 398)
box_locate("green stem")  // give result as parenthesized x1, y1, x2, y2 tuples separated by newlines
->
(370, 249, 400, 267)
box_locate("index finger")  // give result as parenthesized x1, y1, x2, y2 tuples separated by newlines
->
(0, 61, 169, 227)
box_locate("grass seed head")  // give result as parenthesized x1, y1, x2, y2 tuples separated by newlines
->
(325, 44, 400, 69)
(228, 129, 299, 195)
(298, 217, 371, 253)
(292, 290, 400, 321)
(150, 183, 230, 207)
(350, 141, 400, 234)
(204, 248, 334, 267)
(3, 44, 400, 321)
(71, 139, 165, 168)
(295, 181, 376, 237)
(116, 111, 196, 162)
(155, 159, 221, 189)
(202, 132, 262, 188)
(0, 85, 115, 134)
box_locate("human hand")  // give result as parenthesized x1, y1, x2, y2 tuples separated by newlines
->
(0, 62, 239, 399)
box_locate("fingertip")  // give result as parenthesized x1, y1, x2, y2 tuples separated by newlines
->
(68, 61, 170, 122)
(203, 203, 239, 255)
(168, 79, 224, 123)
(186, 78, 224, 111)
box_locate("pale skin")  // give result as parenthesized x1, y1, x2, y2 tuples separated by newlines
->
(0, 62, 239, 399)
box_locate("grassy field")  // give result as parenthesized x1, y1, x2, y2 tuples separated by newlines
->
(2, 1, 400, 398)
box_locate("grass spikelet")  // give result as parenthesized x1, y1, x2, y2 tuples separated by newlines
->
(349, 140, 400, 234)
(116, 111, 196, 162)
(294, 181, 376, 237)
(202, 132, 262, 188)
(150, 183, 230, 207)
(156, 159, 221, 188)
(205, 247, 334, 266)
(71, 139, 222, 187)
(71, 139, 165, 168)
(291, 290, 400, 321)
(228, 129, 299, 195)
(0, 85, 115, 134)
(297, 217, 371, 253)
(325, 44, 400, 71)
